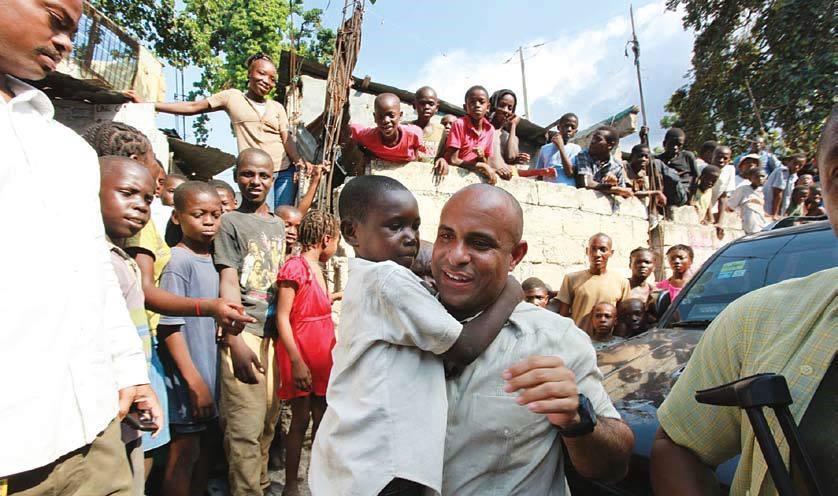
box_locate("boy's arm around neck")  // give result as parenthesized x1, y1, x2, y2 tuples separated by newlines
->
(440, 275, 523, 366)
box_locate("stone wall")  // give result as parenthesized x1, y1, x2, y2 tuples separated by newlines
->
(329, 162, 745, 294)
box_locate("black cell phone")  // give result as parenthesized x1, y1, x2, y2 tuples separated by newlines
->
(123, 405, 157, 432)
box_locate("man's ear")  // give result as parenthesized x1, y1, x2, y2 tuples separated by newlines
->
(462, 103, 467, 112)
(508, 240, 528, 271)
(340, 219, 360, 248)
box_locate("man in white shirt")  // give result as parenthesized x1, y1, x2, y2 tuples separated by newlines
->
(430, 184, 634, 494)
(0, 1, 161, 494)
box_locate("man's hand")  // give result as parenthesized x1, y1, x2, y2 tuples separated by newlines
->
(502, 356, 581, 428)
(291, 358, 313, 391)
(118, 384, 164, 435)
(207, 299, 256, 335)
(227, 334, 264, 384)
(187, 376, 215, 419)
(475, 162, 498, 185)
(602, 173, 620, 186)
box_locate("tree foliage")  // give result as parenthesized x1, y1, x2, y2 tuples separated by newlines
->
(662, 0, 836, 156)
(91, 0, 335, 143)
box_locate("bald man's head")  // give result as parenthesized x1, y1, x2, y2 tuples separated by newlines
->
(432, 184, 527, 318)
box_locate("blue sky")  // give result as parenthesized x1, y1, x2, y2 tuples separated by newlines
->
(157, 0, 695, 161)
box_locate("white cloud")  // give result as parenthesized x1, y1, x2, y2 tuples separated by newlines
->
(408, 1, 694, 149)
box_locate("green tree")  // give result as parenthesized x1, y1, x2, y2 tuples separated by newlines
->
(662, 0, 836, 156)
(91, 0, 335, 143)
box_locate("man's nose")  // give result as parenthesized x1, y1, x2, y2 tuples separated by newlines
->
(54, 33, 74, 58)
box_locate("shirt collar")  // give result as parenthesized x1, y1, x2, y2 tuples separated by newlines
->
(464, 116, 492, 136)
(2, 75, 55, 119)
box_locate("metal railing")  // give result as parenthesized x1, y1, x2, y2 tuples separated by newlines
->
(66, 2, 139, 90)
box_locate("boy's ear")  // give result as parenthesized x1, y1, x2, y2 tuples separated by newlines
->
(170, 211, 180, 226)
(462, 103, 467, 112)
(340, 219, 360, 248)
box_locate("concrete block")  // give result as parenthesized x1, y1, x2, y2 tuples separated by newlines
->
(613, 196, 649, 219)
(499, 177, 539, 205)
(577, 188, 614, 215)
(670, 205, 700, 225)
(536, 182, 581, 209)
(562, 211, 602, 240)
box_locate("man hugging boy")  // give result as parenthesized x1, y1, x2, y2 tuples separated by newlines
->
(309, 175, 523, 496)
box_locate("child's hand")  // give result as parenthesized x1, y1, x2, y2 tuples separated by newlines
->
(602, 173, 619, 186)
(433, 157, 449, 177)
(208, 299, 257, 335)
(495, 164, 514, 180)
(187, 376, 215, 419)
(551, 133, 565, 150)
(123, 89, 141, 103)
(514, 152, 531, 164)
(227, 334, 264, 384)
(292, 359, 312, 391)
(329, 291, 343, 304)
(475, 162, 498, 185)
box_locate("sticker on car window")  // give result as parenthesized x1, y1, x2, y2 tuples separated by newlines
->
(718, 261, 747, 279)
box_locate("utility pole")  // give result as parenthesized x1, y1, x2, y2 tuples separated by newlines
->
(628, 5, 648, 142)
(518, 46, 531, 120)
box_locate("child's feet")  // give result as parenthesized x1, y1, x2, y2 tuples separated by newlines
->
(280, 479, 303, 496)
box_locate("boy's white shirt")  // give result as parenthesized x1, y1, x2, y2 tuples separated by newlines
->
(728, 183, 767, 234)
(309, 258, 462, 496)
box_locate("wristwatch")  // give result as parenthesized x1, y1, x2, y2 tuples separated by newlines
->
(555, 394, 597, 438)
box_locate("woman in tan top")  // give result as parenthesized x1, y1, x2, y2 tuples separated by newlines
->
(128, 53, 316, 209)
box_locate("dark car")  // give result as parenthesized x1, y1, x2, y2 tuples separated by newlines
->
(569, 219, 838, 495)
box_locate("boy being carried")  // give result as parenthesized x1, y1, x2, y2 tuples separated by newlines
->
(349, 93, 425, 165)
(309, 175, 523, 496)
(158, 182, 225, 496)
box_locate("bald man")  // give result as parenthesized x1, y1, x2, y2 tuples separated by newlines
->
(557, 233, 631, 331)
(348, 92, 426, 163)
(432, 184, 633, 495)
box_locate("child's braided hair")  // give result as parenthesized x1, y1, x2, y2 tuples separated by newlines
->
(298, 209, 340, 249)
(82, 121, 151, 158)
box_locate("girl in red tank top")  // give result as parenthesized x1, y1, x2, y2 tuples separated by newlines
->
(275, 210, 340, 495)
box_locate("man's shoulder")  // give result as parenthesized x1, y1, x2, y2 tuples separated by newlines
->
(509, 303, 592, 349)
(734, 267, 837, 312)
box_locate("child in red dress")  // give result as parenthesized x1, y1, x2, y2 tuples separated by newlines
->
(274, 210, 340, 495)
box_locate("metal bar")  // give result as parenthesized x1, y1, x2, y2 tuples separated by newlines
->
(773, 405, 824, 496)
(518, 46, 530, 120)
(746, 408, 795, 496)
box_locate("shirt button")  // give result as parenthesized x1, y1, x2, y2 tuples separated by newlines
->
(800, 364, 813, 376)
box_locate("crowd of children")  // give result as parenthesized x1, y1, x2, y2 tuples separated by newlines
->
(21, 63, 825, 496)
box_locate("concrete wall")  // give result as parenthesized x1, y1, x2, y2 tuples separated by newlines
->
(329, 161, 745, 295)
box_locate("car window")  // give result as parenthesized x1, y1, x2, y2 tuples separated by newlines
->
(668, 228, 837, 323)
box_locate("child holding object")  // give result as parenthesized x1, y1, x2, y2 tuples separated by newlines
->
(274, 210, 340, 496)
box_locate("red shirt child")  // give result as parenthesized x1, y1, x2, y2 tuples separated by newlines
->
(446, 115, 494, 163)
(350, 122, 424, 163)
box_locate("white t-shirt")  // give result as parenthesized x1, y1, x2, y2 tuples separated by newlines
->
(151, 197, 174, 237)
(309, 258, 462, 496)
(728, 183, 767, 234)
(710, 163, 736, 213)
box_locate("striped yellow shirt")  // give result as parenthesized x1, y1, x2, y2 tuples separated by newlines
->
(658, 267, 837, 496)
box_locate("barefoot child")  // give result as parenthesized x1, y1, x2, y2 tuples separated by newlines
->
(157, 182, 224, 496)
(309, 175, 523, 496)
(98, 156, 166, 495)
(656, 244, 694, 301)
(275, 210, 340, 495)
